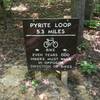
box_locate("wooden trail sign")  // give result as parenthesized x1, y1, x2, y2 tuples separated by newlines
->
(23, 19, 79, 71)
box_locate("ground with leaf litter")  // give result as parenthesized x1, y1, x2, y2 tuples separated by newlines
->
(0, 0, 100, 100)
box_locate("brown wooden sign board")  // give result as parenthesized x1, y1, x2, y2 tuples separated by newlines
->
(23, 19, 79, 71)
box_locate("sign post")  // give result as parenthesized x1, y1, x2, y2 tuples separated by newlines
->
(23, 19, 79, 76)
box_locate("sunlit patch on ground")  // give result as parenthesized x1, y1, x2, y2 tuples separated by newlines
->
(83, 30, 100, 53)
(11, 3, 28, 12)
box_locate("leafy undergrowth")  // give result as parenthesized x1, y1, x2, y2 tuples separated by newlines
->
(84, 20, 100, 29)
(0, 0, 100, 100)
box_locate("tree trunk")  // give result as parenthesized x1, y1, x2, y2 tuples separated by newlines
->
(85, 0, 94, 20)
(70, 0, 86, 91)
(71, 0, 85, 44)
(0, 0, 7, 30)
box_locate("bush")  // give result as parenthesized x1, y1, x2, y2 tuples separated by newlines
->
(94, 4, 100, 14)
(77, 40, 90, 53)
(80, 60, 97, 75)
(84, 20, 100, 29)
(3, 0, 12, 9)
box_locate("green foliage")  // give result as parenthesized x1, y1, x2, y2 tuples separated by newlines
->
(20, 84, 27, 94)
(32, 4, 41, 12)
(94, 4, 100, 13)
(78, 41, 97, 75)
(77, 40, 90, 52)
(84, 20, 100, 29)
(32, 80, 39, 87)
(80, 60, 97, 75)
(48, 0, 56, 5)
(3, 0, 12, 9)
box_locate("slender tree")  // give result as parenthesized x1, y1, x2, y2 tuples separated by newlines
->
(85, 0, 94, 20)
(71, 0, 85, 43)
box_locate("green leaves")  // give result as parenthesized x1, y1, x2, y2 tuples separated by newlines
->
(77, 41, 89, 52)
(20, 80, 39, 94)
(20, 84, 27, 94)
(31, 80, 39, 87)
(3, 0, 12, 9)
(80, 60, 97, 75)
(48, 0, 56, 5)
(84, 20, 100, 29)
(94, 4, 100, 13)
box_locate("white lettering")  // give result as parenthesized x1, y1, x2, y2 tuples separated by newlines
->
(30, 23, 51, 28)
(55, 22, 71, 28)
